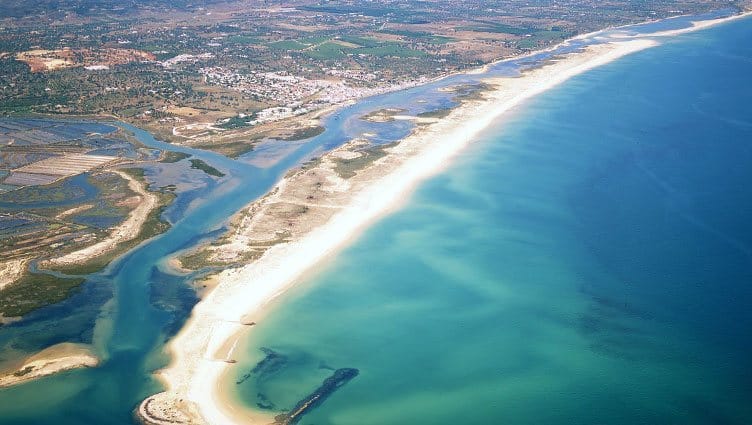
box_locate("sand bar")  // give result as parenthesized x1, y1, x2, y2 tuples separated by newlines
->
(141, 12, 751, 425)
(0, 343, 98, 388)
(141, 38, 656, 425)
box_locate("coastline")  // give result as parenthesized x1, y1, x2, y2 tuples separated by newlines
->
(141, 11, 751, 425)
(568, 9, 752, 41)
(636, 10, 752, 37)
(142, 39, 658, 425)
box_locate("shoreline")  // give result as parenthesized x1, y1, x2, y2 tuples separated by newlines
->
(141, 12, 750, 425)
(143, 39, 658, 425)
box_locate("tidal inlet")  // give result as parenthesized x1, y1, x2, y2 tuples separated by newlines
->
(0, 2, 751, 425)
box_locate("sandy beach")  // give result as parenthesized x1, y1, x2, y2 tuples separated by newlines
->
(140, 38, 658, 425)
(139, 11, 751, 425)
(643, 10, 752, 37)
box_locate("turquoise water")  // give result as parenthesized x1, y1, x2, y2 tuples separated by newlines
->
(231, 18, 752, 425)
(0, 11, 746, 425)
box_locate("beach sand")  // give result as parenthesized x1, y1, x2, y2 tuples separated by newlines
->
(0, 258, 29, 291)
(0, 343, 98, 388)
(139, 11, 752, 425)
(140, 38, 660, 425)
(600, 10, 752, 39)
(647, 10, 752, 36)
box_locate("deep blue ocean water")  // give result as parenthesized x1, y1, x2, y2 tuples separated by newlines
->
(230, 17, 752, 424)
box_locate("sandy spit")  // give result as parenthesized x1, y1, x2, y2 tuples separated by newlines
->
(141, 38, 658, 425)
(0, 343, 99, 388)
(140, 11, 752, 424)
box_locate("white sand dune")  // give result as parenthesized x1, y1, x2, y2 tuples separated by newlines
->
(141, 12, 750, 425)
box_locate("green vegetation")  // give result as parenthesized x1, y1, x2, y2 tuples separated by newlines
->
(179, 248, 215, 270)
(358, 45, 426, 58)
(300, 37, 426, 59)
(517, 30, 572, 49)
(279, 126, 325, 141)
(180, 229, 291, 270)
(333, 144, 393, 179)
(0, 175, 86, 205)
(299, 156, 322, 172)
(51, 167, 172, 277)
(417, 108, 453, 119)
(189, 159, 225, 178)
(298, 4, 433, 24)
(226, 35, 260, 45)
(194, 141, 255, 159)
(0, 170, 139, 268)
(338, 36, 379, 47)
(13, 366, 34, 377)
(304, 42, 348, 60)
(0, 125, 179, 317)
(74, 173, 132, 229)
(452, 83, 494, 102)
(456, 21, 534, 35)
(380, 29, 455, 44)
(216, 115, 254, 129)
(361, 108, 406, 122)
(120, 167, 146, 180)
(160, 151, 191, 163)
(0, 273, 84, 318)
(51, 175, 174, 277)
(267, 40, 309, 51)
(180, 243, 268, 270)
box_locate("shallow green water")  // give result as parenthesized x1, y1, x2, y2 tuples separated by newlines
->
(231, 17, 752, 424)
(0, 11, 746, 425)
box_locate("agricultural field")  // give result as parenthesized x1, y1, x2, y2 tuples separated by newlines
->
(1, 0, 746, 154)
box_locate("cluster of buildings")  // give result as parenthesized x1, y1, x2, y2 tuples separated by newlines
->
(200, 68, 335, 104)
(200, 67, 429, 125)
